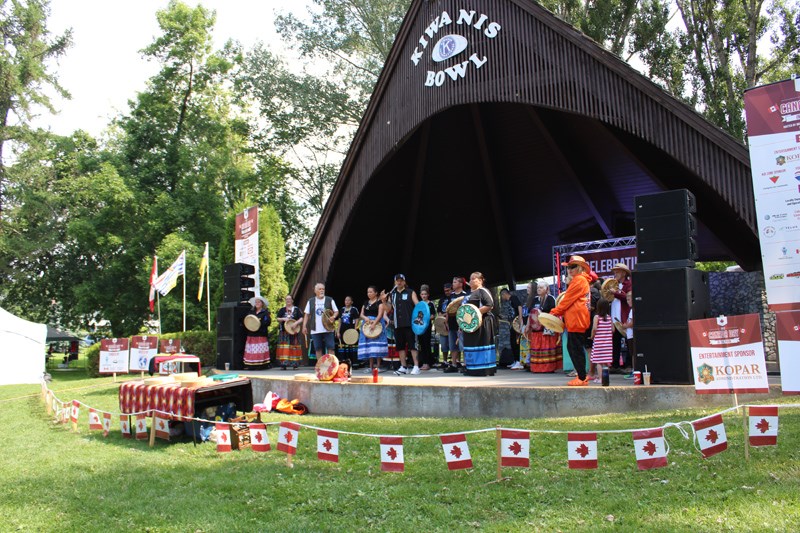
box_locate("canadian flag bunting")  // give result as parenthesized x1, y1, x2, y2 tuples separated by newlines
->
(70, 400, 80, 424)
(632, 428, 668, 470)
(277, 421, 300, 455)
(440, 434, 473, 470)
(317, 430, 340, 463)
(749, 406, 779, 446)
(102, 412, 112, 436)
(500, 430, 530, 468)
(154, 416, 170, 441)
(120, 415, 131, 438)
(249, 423, 271, 452)
(88, 408, 102, 431)
(216, 423, 232, 452)
(380, 437, 405, 472)
(567, 432, 598, 469)
(135, 414, 148, 440)
(691, 414, 728, 458)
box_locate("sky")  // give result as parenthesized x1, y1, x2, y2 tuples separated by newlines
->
(32, 0, 311, 137)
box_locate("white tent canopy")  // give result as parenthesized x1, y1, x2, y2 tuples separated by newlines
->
(0, 306, 46, 385)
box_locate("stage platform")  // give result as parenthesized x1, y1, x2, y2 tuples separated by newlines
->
(220, 367, 784, 419)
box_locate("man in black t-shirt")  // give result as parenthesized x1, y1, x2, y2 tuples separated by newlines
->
(443, 276, 470, 373)
(387, 274, 420, 375)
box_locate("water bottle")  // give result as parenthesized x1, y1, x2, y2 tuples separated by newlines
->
(601, 367, 609, 387)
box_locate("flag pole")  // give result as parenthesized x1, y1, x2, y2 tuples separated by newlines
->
(183, 249, 186, 332)
(156, 254, 162, 336)
(206, 249, 211, 331)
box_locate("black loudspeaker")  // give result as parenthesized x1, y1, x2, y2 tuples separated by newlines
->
(635, 188, 696, 216)
(635, 189, 698, 268)
(634, 326, 693, 384)
(632, 268, 710, 326)
(223, 263, 256, 303)
(216, 303, 249, 370)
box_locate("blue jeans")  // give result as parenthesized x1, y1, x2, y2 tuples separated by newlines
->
(311, 332, 335, 353)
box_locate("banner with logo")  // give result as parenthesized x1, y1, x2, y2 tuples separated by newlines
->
(99, 338, 130, 374)
(160, 338, 181, 355)
(775, 310, 800, 395)
(688, 314, 769, 394)
(129, 335, 158, 372)
(744, 77, 800, 311)
(577, 247, 637, 279)
(234, 206, 259, 296)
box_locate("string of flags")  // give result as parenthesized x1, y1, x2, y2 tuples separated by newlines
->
(41, 381, 794, 474)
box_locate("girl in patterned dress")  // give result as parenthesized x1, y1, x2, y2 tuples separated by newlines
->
(589, 298, 613, 384)
(358, 286, 388, 373)
(244, 295, 271, 368)
(276, 295, 303, 369)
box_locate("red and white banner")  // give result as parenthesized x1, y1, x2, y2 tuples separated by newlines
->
(135, 414, 148, 440)
(99, 338, 130, 374)
(277, 422, 299, 455)
(216, 423, 232, 452)
(573, 246, 636, 279)
(380, 437, 405, 472)
(88, 408, 102, 431)
(154, 416, 170, 441)
(632, 428, 668, 470)
(567, 432, 598, 470)
(129, 335, 158, 372)
(744, 77, 800, 311)
(749, 406, 779, 446)
(120, 415, 131, 438)
(160, 338, 181, 355)
(689, 314, 769, 394)
(234, 206, 259, 296)
(440, 434, 473, 470)
(500, 429, 530, 468)
(692, 414, 728, 458)
(70, 400, 79, 424)
(775, 311, 800, 394)
(249, 423, 270, 452)
(317, 430, 339, 463)
(102, 412, 112, 436)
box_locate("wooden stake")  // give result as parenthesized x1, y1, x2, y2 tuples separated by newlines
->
(287, 452, 294, 468)
(496, 425, 502, 481)
(113, 373, 117, 383)
(743, 405, 750, 462)
(149, 416, 157, 448)
(45, 391, 53, 416)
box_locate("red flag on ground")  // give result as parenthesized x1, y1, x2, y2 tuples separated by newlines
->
(440, 433, 473, 470)
(567, 432, 598, 469)
(749, 406, 779, 446)
(102, 412, 112, 436)
(500, 429, 530, 468)
(149, 255, 158, 312)
(70, 400, 80, 424)
(154, 416, 170, 441)
(317, 430, 339, 463)
(277, 421, 299, 455)
(632, 428, 668, 470)
(88, 408, 102, 431)
(249, 423, 271, 452)
(135, 414, 148, 440)
(380, 437, 405, 472)
(120, 415, 131, 439)
(215, 423, 232, 452)
(692, 414, 728, 458)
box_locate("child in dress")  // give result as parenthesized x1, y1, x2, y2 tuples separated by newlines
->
(589, 298, 613, 384)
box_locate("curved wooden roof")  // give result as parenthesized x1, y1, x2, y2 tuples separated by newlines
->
(293, 0, 759, 301)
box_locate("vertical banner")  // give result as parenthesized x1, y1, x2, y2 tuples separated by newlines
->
(129, 335, 158, 372)
(744, 77, 800, 311)
(234, 206, 259, 296)
(688, 314, 769, 394)
(99, 338, 130, 374)
(774, 310, 800, 394)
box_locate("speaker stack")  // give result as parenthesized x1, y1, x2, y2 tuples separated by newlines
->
(633, 190, 710, 384)
(216, 263, 254, 370)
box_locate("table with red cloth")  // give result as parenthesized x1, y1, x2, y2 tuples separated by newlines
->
(119, 378, 253, 420)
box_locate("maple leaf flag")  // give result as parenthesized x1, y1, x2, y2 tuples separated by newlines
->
(380, 436, 405, 472)
(632, 428, 668, 470)
(277, 421, 300, 455)
(155, 416, 170, 441)
(500, 429, 530, 468)
(70, 400, 80, 424)
(88, 408, 102, 431)
(692, 414, 728, 458)
(567, 432, 598, 470)
(440, 433, 473, 471)
(216, 423, 232, 453)
(135, 414, 149, 441)
(249, 423, 271, 452)
(120, 415, 131, 439)
(102, 412, 112, 437)
(749, 406, 779, 446)
(317, 430, 340, 463)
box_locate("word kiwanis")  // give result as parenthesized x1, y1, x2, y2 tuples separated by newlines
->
(410, 9, 502, 88)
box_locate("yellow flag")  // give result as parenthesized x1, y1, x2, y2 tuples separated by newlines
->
(197, 243, 209, 301)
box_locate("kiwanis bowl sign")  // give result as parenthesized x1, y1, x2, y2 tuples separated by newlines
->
(410, 8, 502, 88)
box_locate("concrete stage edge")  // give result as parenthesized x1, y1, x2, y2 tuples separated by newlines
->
(224, 370, 783, 419)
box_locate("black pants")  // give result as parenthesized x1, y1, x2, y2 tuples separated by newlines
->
(567, 332, 587, 380)
(611, 327, 623, 369)
(418, 329, 434, 366)
(510, 328, 520, 363)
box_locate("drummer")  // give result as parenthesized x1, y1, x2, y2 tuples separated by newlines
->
(244, 295, 271, 368)
(386, 274, 420, 376)
(549, 255, 592, 386)
(436, 283, 452, 370)
(461, 272, 496, 376)
(609, 263, 632, 373)
(443, 276, 470, 373)
(417, 286, 437, 371)
(337, 295, 360, 371)
(302, 283, 339, 360)
(276, 295, 303, 369)
(358, 286, 388, 373)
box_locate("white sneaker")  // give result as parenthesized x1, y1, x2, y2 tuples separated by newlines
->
(510, 362, 524, 370)
(410, 366, 420, 375)
(394, 366, 408, 375)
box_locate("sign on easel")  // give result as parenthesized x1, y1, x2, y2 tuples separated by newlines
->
(99, 338, 130, 374)
(775, 311, 800, 395)
(688, 314, 769, 394)
(129, 335, 158, 372)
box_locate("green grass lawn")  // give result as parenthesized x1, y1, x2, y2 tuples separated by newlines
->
(2, 371, 799, 532)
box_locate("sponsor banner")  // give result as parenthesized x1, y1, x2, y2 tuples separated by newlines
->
(160, 338, 181, 355)
(775, 310, 800, 394)
(234, 206, 259, 296)
(744, 78, 800, 310)
(689, 315, 769, 394)
(129, 335, 158, 372)
(99, 338, 130, 374)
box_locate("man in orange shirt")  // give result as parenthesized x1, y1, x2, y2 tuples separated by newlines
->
(550, 255, 592, 386)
